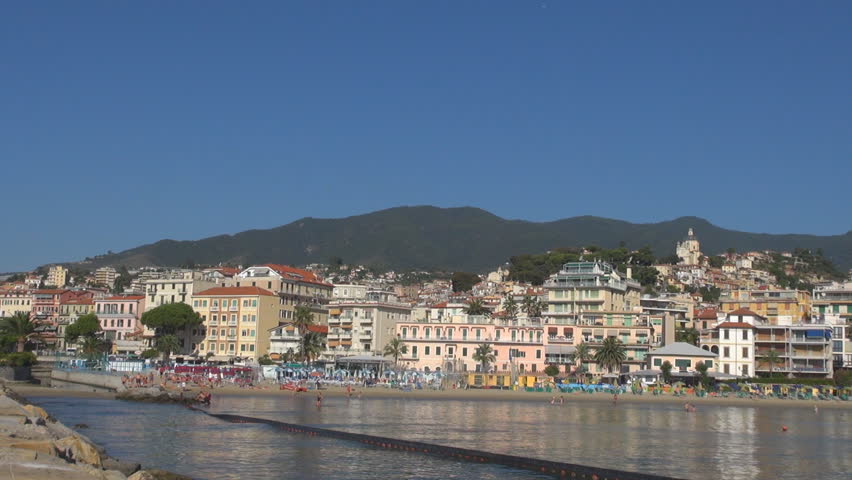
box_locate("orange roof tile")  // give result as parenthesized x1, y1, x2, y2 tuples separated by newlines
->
(728, 307, 763, 318)
(695, 308, 718, 320)
(716, 322, 756, 329)
(195, 286, 275, 296)
(263, 264, 332, 287)
(102, 296, 145, 301)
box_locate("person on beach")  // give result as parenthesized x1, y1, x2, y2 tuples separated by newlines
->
(316, 392, 323, 408)
(550, 396, 556, 405)
(559, 396, 565, 405)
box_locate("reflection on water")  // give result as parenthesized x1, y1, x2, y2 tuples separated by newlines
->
(33, 395, 852, 480)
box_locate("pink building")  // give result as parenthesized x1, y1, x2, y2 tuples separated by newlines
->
(395, 316, 550, 375)
(95, 295, 146, 341)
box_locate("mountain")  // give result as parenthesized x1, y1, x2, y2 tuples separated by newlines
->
(70, 206, 852, 272)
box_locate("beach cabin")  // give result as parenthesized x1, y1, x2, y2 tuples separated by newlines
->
(646, 342, 718, 373)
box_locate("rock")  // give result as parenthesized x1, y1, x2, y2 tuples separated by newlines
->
(74, 423, 90, 429)
(128, 469, 194, 480)
(0, 438, 56, 456)
(103, 456, 141, 476)
(55, 434, 103, 467)
(22, 404, 51, 421)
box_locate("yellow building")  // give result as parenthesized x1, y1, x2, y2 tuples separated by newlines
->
(192, 286, 278, 360)
(46, 266, 67, 287)
(719, 289, 812, 325)
(0, 290, 32, 318)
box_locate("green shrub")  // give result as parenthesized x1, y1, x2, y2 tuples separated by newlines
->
(141, 349, 160, 359)
(543, 365, 560, 377)
(257, 355, 275, 366)
(0, 352, 38, 367)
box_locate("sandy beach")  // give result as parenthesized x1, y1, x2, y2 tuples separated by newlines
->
(13, 383, 852, 410)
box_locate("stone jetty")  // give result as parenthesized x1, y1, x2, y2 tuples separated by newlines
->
(0, 385, 192, 480)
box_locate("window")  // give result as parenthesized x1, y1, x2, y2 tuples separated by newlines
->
(723, 329, 730, 340)
(653, 358, 662, 366)
(536, 350, 541, 359)
(436, 347, 441, 356)
(249, 344, 255, 352)
(723, 364, 730, 374)
(252, 299, 257, 307)
(240, 344, 246, 351)
(742, 365, 749, 376)
(251, 315, 256, 322)
(242, 315, 247, 322)
(495, 330, 501, 340)
(742, 347, 749, 359)
(425, 346, 430, 355)
(462, 347, 468, 357)
(412, 346, 418, 356)
(401, 327, 407, 338)
(742, 330, 748, 340)
(675, 359, 691, 368)
(704, 360, 712, 368)
(723, 347, 730, 358)
(194, 300, 199, 307)
(241, 330, 247, 337)
(203, 300, 208, 307)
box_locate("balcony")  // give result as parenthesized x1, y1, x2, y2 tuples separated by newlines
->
(547, 335, 574, 344)
(208, 334, 218, 340)
(790, 337, 829, 344)
(208, 319, 219, 326)
(359, 318, 373, 325)
(210, 306, 219, 312)
(226, 335, 237, 341)
(229, 306, 238, 312)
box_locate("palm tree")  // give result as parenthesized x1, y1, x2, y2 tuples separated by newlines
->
(383, 336, 408, 370)
(695, 361, 710, 389)
(521, 294, 536, 317)
(292, 306, 315, 364)
(0, 312, 39, 353)
(300, 331, 325, 364)
(503, 294, 518, 320)
(463, 299, 490, 316)
(594, 337, 627, 376)
(759, 349, 783, 377)
(156, 334, 181, 365)
(81, 336, 110, 361)
(472, 343, 496, 373)
(572, 342, 591, 381)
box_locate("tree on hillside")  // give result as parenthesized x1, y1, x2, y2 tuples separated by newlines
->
(383, 336, 408, 370)
(0, 313, 39, 353)
(65, 313, 101, 345)
(708, 256, 725, 268)
(472, 343, 496, 373)
(463, 299, 490, 316)
(522, 294, 542, 317)
(594, 337, 626, 375)
(503, 294, 518, 320)
(675, 327, 700, 346)
(451, 272, 481, 293)
(140, 303, 201, 363)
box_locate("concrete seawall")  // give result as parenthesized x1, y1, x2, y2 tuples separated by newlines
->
(50, 370, 126, 392)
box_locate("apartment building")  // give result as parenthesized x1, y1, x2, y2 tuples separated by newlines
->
(326, 298, 411, 359)
(45, 265, 67, 287)
(701, 308, 834, 378)
(719, 289, 812, 325)
(544, 261, 641, 319)
(268, 324, 329, 359)
(94, 267, 117, 287)
(95, 296, 146, 353)
(396, 316, 547, 374)
(812, 281, 852, 368)
(640, 294, 693, 330)
(229, 264, 333, 324)
(56, 297, 94, 351)
(193, 286, 278, 361)
(0, 290, 31, 318)
(143, 270, 219, 352)
(562, 311, 662, 376)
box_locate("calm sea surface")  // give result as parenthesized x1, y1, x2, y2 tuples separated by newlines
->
(32, 394, 852, 480)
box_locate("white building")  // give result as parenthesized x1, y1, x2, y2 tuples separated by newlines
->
(700, 308, 759, 377)
(676, 228, 702, 266)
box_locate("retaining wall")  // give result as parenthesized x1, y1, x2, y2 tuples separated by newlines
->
(50, 369, 126, 392)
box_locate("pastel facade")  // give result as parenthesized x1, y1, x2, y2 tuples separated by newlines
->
(326, 300, 411, 359)
(94, 267, 117, 287)
(56, 298, 94, 350)
(268, 324, 328, 358)
(0, 290, 32, 318)
(647, 342, 717, 372)
(143, 270, 219, 352)
(719, 289, 812, 325)
(95, 295, 146, 342)
(45, 265, 67, 287)
(396, 316, 547, 374)
(193, 286, 278, 360)
(544, 261, 641, 319)
(812, 281, 852, 368)
(228, 264, 333, 324)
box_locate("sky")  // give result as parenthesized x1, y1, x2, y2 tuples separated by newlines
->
(1, 2, 850, 272)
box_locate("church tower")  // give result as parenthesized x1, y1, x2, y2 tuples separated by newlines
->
(676, 228, 702, 265)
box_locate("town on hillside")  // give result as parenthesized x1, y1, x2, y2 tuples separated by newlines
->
(1, 229, 851, 387)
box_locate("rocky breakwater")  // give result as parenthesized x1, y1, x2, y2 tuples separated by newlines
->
(116, 387, 206, 407)
(0, 386, 192, 480)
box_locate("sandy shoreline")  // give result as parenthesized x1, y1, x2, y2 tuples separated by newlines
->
(13, 384, 852, 410)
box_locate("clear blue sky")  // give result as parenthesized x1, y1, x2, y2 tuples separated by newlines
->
(2, 2, 850, 272)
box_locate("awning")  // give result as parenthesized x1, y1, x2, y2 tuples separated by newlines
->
(545, 345, 576, 355)
(336, 355, 391, 364)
